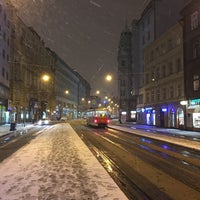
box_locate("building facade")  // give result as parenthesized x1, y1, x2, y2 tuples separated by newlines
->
(10, 10, 56, 123)
(137, 23, 186, 128)
(117, 24, 136, 122)
(118, 0, 187, 124)
(55, 57, 80, 120)
(0, 0, 91, 124)
(181, 0, 200, 130)
(0, 0, 13, 124)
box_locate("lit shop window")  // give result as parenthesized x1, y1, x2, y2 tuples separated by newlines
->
(193, 113, 200, 128)
(177, 108, 184, 126)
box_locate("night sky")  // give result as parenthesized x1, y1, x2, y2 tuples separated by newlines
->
(11, 0, 148, 97)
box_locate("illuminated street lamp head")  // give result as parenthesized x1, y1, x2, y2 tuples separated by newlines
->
(96, 90, 100, 95)
(65, 90, 69, 94)
(42, 74, 50, 82)
(105, 74, 112, 82)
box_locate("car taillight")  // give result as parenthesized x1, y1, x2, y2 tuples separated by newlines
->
(107, 119, 110, 123)
(94, 119, 98, 123)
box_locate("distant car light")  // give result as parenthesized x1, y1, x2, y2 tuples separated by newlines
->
(38, 119, 50, 125)
(44, 119, 49, 124)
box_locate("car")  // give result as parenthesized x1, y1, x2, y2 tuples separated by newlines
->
(37, 118, 51, 125)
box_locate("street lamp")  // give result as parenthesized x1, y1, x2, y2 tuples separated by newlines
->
(105, 74, 112, 82)
(42, 74, 50, 82)
(96, 90, 100, 95)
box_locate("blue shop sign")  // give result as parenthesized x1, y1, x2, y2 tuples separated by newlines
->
(190, 98, 200, 105)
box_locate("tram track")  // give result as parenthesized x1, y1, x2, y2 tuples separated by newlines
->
(90, 145, 153, 200)
(72, 124, 173, 199)
(104, 128, 200, 192)
(70, 121, 200, 199)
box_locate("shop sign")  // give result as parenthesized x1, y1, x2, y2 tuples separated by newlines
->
(190, 98, 200, 105)
(161, 108, 167, 112)
(145, 107, 153, 111)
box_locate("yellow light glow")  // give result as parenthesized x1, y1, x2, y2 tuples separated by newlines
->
(105, 74, 112, 82)
(96, 90, 100, 95)
(42, 74, 50, 82)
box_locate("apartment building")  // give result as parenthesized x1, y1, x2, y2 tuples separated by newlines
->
(137, 22, 185, 128)
(0, 0, 92, 125)
(181, 0, 200, 130)
(118, 0, 186, 123)
(0, 0, 13, 124)
(117, 24, 135, 122)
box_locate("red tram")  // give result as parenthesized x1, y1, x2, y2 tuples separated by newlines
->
(86, 108, 110, 128)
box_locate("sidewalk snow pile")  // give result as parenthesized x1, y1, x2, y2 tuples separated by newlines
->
(0, 123, 128, 200)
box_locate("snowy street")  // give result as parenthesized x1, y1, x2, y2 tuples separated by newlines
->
(0, 123, 127, 200)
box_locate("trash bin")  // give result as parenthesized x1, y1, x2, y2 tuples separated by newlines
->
(10, 123, 16, 131)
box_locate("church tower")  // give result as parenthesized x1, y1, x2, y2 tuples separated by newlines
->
(117, 23, 135, 122)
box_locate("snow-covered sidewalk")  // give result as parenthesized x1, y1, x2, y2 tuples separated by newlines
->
(0, 123, 128, 200)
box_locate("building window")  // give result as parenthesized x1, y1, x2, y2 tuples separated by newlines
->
(138, 94, 143, 104)
(157, 89, 160, 101)
(151, 89, 154, 102)
(169, 62, 173, 74)
(169, 86, 174, 98)
(2, 49, 5, 59)
(142, 35, 145, 45)
(177, 84, 182, 97)
(156, 67, 160, 79)
(4, 13, 6, 21)
(120, 90, 125, 97)
(2, 67, 5, 77)
(168, 39, 173, 50)
(176, 58, 181, 72)
(161, 43, 166, 54)
(145, 73, 149, 84)
(121, 60, 126, 66)
(192, 40, 200, 59)
(151, 71, 155, 81)
(193, 75, 199, 91)
(163, 88, 167, 100)
(142, 22, 144, 31)
(176, 37, 181, 45)
(120, 79, 126, 87)
(146, 92, 150, 103)
(147, 16, 150, 25)
(191, 11, 199, 30)
(150, 50, 154, 61)
(155, 47, 160, 56)
(162, 65, 166, 77)
(3, 32, 6, 41)
(147, 31, 150, 41)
